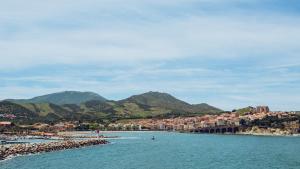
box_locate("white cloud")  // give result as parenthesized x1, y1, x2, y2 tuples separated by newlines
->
(0, 1, 300, 110)
(0, 1, 300, 69)
(1, 63, 300, 111)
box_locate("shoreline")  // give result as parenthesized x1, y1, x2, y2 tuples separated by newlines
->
(0, 139, 108, 161)
(58, 130, 160, 135)
(235, 132, 300, 137)
(1, 131, 298, 162)
(59, 130, 300, 137)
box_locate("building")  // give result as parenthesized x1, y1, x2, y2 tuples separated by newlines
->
(158, 123, 166, 130)
(256, 106, 270, 113)
(0, 121, 12, 127)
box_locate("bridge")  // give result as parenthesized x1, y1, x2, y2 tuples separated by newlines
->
(191, 126, 240, 134)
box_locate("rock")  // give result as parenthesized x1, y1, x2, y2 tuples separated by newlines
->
(0, 139, 108, 160)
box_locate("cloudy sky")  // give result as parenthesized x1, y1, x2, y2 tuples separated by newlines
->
(1, 0, 300, 111)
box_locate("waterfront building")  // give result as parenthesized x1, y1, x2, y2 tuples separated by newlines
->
(216, 118, 226, 126)
(0, 121, 12, 127)
(159, 123, 166, 130)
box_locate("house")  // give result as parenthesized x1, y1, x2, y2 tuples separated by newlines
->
(0, 121, 12, 127)
(158, 123, 166, 130)
(256, 106, 270, 113)
(216, 119, 226, 126)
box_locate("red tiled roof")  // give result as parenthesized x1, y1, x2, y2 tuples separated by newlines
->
(0, 121, 12, 125)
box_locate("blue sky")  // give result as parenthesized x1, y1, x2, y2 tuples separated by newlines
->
(1, 0, 300, 111)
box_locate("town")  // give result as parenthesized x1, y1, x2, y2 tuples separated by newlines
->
(1, 106, 299, 137)
(109, 106, 300, 135)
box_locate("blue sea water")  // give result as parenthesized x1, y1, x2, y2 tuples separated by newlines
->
(1, 132, 300, 169)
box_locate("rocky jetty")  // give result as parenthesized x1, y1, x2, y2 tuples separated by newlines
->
(61, 135, 118, 139)
(0, 139, 108, 160)
(238, 126, 299, 136)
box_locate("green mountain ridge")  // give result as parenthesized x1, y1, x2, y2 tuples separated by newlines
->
(121, 91, 193, 111)
(121, 91, 222, 114)
(6, 91, 106, 105)
(0, 91, 223, 124)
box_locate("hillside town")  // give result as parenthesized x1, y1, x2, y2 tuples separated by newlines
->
(1, 106, 300, 136)
(1, 105, 300, 161)
(108, 106, 300, 135)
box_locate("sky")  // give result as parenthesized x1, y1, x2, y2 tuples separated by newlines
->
(0, 0, 300, 111)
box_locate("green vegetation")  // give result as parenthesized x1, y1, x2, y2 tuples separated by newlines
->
(6, 91, 106, 105)
(0, 91, 223, 124)
(250, 114, 300, 128)
(234, 106, 253, 115)
(121, 91, 222, 114)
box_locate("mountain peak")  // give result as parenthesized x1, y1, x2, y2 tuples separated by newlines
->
(2, 91, 222, 123)
(7, 91, 106, 105)
(126, 91, 179, 101)
(120, 91, 221, 114)
(139, 91, 174, 98)
(121, 91, 192, 112)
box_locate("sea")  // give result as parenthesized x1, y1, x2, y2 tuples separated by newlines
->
(1, 131, 300, 169)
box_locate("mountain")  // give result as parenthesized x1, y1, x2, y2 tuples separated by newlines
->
(120, 91, 222, 115)
(0, 101, 39, 123)
(192, 103, 222, 114)
(6, 91, 106, 105)
(0, 91, 222, 124)
(120, 91, 194, 112)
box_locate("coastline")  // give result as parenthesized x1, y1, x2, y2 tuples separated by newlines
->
(58, 130, 159, 135)
(236, 132, 300, 137)
(59, 130, 300, 137)
(186, 131, 300, 137)
(1, 130, 299, 162)
(236, 126, 300, 137)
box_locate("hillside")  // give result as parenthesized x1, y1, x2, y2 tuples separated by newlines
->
(192, 103, 222, 114)
(121, 92, 221, 114)
(6, 91, 106, 105)
(0, 101, 38, 123)
(120, 91, 194, 113)
(0, 91, 222, 123)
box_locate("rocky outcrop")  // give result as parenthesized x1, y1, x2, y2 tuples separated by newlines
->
(238, 126, 299, 136)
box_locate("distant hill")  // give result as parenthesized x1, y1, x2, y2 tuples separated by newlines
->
(120, 91, 222, 115)
(0, 101, 38, 123)
(6, 91, 106, 105)
(0, 91, 222, 124)
(120, 91, 194, 112)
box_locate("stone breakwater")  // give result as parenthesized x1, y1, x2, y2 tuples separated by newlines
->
(61, 135, 118, 139)
(0, 139, 108, 160)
